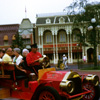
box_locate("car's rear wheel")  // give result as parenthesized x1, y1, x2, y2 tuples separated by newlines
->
(34, 86, 62, 100)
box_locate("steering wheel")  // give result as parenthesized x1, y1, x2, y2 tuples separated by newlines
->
(39, 55, 50, 69)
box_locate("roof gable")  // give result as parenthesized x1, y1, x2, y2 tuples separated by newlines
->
(19, 18, 33, 29)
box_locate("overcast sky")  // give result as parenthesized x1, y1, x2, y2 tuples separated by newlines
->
(0, 0, 74, 25)
(0, 0, 99, 25)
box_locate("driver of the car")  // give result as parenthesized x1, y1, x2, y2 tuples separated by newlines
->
(26, 43, 42, 75)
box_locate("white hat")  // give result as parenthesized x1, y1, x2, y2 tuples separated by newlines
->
(22, 48, 29, 53)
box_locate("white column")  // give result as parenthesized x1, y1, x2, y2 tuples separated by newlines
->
(66, 29, 70, 63)
(41, 35, 43, 55)
(39, 35, 40, 53)
(38, 30, 41, 53)
(68, 30, 71, 63)
(53, 34, 55, 64)
(56, 34, 58, 62)
(70, 30, 73, 63)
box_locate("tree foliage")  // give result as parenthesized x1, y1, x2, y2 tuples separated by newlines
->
(66, 0, 100, 44)
(65, 0, 100, 67)
(11, 32, 25, 50)
(66, 0, 100, 22)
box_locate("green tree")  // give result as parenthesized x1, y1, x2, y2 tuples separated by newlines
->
(65, 0, 100, 68)
(11, 32, 25, 50)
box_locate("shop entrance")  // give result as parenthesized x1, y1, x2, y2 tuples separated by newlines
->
(87, 48, 94, 62)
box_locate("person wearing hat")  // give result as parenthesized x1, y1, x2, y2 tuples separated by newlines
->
(62, 54, 68, 69)
(26, 43, 42, 75)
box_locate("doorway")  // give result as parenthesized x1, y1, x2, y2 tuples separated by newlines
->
(87, 48, 94, 62)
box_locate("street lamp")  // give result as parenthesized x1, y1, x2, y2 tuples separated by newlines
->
(77, 44, 79, 69)
(88, 18, 100, 68)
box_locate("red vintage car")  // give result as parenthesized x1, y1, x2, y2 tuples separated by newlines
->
(0, 57, 99, 100)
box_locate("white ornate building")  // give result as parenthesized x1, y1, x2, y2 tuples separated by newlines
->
(35, 12, 100, 64)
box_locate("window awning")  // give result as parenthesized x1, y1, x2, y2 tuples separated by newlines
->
(4, 35, 8, 40)
(12, 35, 16, 40)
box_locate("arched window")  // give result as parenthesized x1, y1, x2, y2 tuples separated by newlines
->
(72, 29, 81, 42)
(46, 32, 52, 43)
(58, 30, 66, 43)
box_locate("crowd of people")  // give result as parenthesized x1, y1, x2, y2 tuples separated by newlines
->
(0, 43, 43, 76)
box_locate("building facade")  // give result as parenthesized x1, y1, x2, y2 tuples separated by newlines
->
(18, 18, 35, 49)
(0, 18, 35, 50)
(0, 12, 100, 64)
(0, 24, 19, 48)
(36, 12, 100, 64)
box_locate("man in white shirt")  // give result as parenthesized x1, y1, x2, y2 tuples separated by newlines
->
(2, 48, 13, 64)
(63, 54, 68, 69)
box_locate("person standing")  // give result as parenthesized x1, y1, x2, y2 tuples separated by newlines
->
(83, 54, 86, 63)
(26, 43, 42, 75)
(62, 54, 68, 69)
(98, 54, 100, 63)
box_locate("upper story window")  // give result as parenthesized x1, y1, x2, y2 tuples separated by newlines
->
(59, 32, 66, 43)
(44, 31, 52, 44)
(72, 29, 81, 42)
(46, 33, 52, 43)
(46, 18, 51, 24)
(72, 34, 78, 42)
(23, 39, 31, 45)
(59, 17, 65, 23)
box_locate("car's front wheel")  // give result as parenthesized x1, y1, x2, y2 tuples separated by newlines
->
(34, 86, 62, 100)
(81, 82, 99, 100)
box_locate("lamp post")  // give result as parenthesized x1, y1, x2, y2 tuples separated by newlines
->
(77, 44, 79, 69)
(88, 18, 100, 68)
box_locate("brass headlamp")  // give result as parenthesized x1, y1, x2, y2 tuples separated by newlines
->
(85, 74, 99, 86)
(60, 80, 74, 94)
